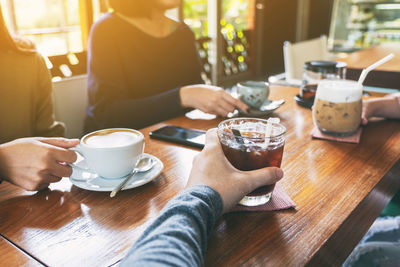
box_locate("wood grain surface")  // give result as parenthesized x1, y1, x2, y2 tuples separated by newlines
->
(338, 43, 400, 89)
(0, 235, 42, 266)
(339, 43, 400, 72)
(1, 86, 400, 266)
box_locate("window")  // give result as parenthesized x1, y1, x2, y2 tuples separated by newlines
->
(1, 0, 82, 56)
(92, 0, 107, 22)
(183, 0, 257, 85)
(221, 0, 254, 78)
(183, 1, 211, 83)
(183, 0, 209, 39)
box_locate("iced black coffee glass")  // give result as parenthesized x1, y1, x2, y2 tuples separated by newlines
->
(218, 118, 286, 206)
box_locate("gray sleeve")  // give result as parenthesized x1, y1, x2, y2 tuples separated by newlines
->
(120, 185, 223, 267)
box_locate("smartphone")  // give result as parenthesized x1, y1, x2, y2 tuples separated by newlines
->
(149, 125, 205, 149)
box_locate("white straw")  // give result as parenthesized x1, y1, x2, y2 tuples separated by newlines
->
(265, 118, 280, 147)
(357, 53, 395, 88)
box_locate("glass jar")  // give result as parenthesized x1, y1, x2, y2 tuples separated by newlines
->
(300, 61, 347, 103)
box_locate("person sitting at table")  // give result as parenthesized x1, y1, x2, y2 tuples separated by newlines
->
(0, 4, 78, 191)
(119, 128, 284, 266)
(343, 92, 400, 267)
(85, 0, 248, 132)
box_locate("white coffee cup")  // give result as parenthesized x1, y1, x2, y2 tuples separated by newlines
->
(71, 128, 144, 178)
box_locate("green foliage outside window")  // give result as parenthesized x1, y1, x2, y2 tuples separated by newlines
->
(183, 0, 250, 38)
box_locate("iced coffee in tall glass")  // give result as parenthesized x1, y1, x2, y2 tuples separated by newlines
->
(312, 80, 362, 136)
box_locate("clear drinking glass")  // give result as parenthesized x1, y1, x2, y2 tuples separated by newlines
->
(301, 61, 347, 102)
(312, 79, 362, 136)
(218, 118, 286, 206)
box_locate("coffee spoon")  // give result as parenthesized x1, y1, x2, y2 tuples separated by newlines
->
(110, 156, 155, 198)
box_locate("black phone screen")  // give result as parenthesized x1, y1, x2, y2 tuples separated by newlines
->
(149, 125, 205, 149)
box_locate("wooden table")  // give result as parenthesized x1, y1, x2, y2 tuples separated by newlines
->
(1, 86, 400, 266)
(0, 235, 42, 266)
(338, 43, 400, 89)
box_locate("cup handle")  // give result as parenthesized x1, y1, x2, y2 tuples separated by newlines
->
(68, 145, 90, 172)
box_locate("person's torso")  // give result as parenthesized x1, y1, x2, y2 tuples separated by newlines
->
(97, 13, 202, 99)
(0, 50, 40, 143)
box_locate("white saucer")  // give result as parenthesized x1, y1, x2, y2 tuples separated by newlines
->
(238, 99, 285, 117)
(70, 153, 164, 192)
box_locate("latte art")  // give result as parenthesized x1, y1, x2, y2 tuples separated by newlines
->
(84, 131, 139, 148)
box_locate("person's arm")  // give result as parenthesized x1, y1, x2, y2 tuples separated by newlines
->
(180, 84, 248, 117)
(177, 26, 248, 116)
(362, 93, 400, 124)
(121, 129, 283, 266)
(33, 53, 65, 137)
(121, 185, 222, 267)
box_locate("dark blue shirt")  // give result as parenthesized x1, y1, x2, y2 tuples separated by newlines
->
(85, 12, 203, 132)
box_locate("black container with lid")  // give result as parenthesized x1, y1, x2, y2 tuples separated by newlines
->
(304, 61, 346, 78)
(296, 61, 347, 108)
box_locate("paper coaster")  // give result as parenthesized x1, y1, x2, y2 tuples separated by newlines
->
(230, 183, 295, 212)
(311, 127, 362, 144)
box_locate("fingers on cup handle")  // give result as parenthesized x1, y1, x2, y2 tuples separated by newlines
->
(51, 162, 74, 178)
(223, 92, 248, 111)
(236, 99, 249, 112)
(41, 138, 80, 148)
(52, 147, 78, 164)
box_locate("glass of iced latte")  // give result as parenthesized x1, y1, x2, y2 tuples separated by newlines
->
(312, 79, 362, 136)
